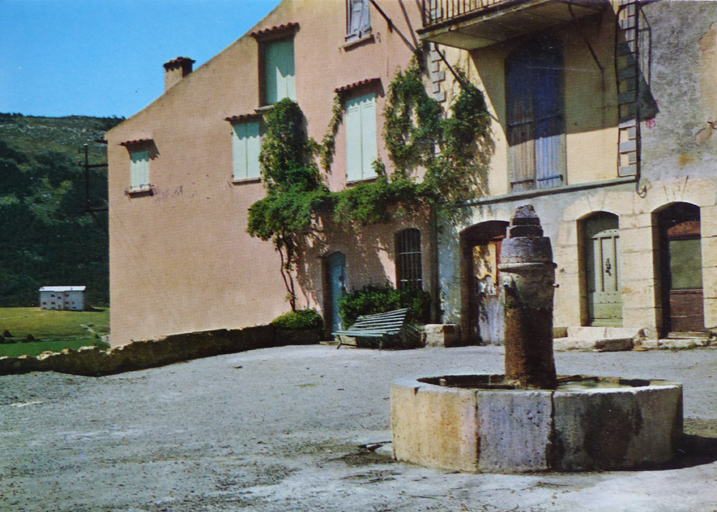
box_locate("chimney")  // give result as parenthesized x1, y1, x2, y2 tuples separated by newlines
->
(163, 57, 195, 92)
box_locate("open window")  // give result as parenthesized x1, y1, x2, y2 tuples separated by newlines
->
(346, 0, 371, 42)
(252, 23, 299, 107)
(263, 38, 295, 106)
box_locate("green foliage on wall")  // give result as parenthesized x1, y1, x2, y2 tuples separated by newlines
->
(331, 54, 493, 225)
(337, 283, 431, 328)
(248, 52, 493, 310)
(247, 99, 332, 311)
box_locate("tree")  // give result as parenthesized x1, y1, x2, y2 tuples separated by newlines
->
(247, 99, 331, 311)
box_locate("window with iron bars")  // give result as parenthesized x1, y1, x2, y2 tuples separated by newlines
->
(396, 228, 423, 291)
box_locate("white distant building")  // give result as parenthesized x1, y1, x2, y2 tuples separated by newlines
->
(39, 286, 86, 311)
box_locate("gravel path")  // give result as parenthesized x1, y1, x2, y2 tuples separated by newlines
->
(1, 345, 717, 511)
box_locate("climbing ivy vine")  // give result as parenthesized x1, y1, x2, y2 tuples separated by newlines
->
(247, 50, 493, 308)
(330, 53, 494, 226)
(247, 99, 331, 311)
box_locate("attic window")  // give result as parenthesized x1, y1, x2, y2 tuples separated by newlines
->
(346, 0, 371, 42)
(261, 38, 295, 106)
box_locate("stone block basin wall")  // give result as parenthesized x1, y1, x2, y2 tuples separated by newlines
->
(391, 374, 683, 473)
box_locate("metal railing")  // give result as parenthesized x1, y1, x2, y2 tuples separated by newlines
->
(421, 0, 512, 27)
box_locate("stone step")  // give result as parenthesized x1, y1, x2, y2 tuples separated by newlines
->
(554, 337, 634, 352)
(564, 326, 644, 340)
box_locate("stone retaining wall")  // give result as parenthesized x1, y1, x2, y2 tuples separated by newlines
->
(0, 325, 317, 377)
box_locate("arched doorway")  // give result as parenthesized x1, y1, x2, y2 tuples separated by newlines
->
(657, 203, 705, 334)
(460, 221, 509, 344)
(326, 252, 347, 333)
(583, 212, 622, 326)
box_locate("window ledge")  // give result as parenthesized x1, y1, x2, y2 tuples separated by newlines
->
(231, 177, 262, 185)
(255, 105, 274, 114)
(342, 32, 374, 50)
(346, 176, 378, 186)
(447, 176, 638, 209)
(125, 184, 154, 197)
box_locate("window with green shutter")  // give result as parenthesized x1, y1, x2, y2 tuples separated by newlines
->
(232, 121, 261, 181)
(263, 39, 295, 105)
(130, 150, 150, 189)
(345, 92, 377, 182)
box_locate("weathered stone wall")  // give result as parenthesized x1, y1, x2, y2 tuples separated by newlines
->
(438, 2, 717, 340)
(0, 325, 292, 377)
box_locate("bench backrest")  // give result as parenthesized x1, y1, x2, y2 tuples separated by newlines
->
(351, 308, 409, 334)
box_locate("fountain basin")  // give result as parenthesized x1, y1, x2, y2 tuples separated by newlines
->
(391, 374, 682, 472)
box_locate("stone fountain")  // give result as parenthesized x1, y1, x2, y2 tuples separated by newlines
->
(391, 206, 683, 472)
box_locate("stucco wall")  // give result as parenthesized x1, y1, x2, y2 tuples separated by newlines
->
(106, 0, 426, 346)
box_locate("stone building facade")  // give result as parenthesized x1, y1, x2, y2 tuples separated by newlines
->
(424, 0, 717, 342)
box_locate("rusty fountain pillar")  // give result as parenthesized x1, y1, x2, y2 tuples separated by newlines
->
(498, 205, 557, 390)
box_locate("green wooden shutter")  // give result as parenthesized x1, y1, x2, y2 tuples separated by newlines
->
(130, 150, 149, 188)
(245, 121, 261, 179)
(232, 123, 247, 179)
(233, 121, 261, 180)
(346, 93, 376, 181)
(360, 94, 377, 179)
(346, 96, 362, 181)
(265, 39, 295, 105)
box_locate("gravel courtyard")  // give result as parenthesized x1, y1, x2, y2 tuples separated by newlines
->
(2, 344, 717, 512)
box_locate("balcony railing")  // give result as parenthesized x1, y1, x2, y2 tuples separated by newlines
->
(421, 0, 512, 28)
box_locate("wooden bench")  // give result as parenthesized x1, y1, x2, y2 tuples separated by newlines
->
(332, 308, 419, 349)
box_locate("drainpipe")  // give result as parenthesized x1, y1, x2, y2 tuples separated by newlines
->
(429, 203, 440, 324)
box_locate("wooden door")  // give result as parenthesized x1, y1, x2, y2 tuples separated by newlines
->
(661, 204, 705, 333)
(327, 252, 347, 332)
(473, 240, 503, 344)
(585, 215, 622, 326)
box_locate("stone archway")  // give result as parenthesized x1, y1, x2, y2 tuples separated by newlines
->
(656, 203, 706, 334)
(460, 221, 510, 345)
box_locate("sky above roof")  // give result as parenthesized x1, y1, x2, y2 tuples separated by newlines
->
(0, 0, 283, 118)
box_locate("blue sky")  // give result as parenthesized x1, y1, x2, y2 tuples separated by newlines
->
(0, 0, 282, 118)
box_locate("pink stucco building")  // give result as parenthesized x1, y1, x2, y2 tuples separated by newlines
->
(106, 0, 434, 346)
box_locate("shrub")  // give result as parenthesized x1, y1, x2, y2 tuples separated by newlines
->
(338, 284, 431, 328)
(270, 308, 324, 330)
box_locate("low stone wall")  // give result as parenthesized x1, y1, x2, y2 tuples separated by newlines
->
(0, 325, 316, 377)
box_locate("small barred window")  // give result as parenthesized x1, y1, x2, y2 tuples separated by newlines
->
(396, 228, 422, 291)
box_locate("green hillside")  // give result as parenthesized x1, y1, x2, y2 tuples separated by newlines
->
(0, 113, 124, 307)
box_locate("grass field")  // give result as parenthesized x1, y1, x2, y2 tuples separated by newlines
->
(0, 307, 109, 358)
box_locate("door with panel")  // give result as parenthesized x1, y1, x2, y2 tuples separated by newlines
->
(585, 213, 622, 326)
